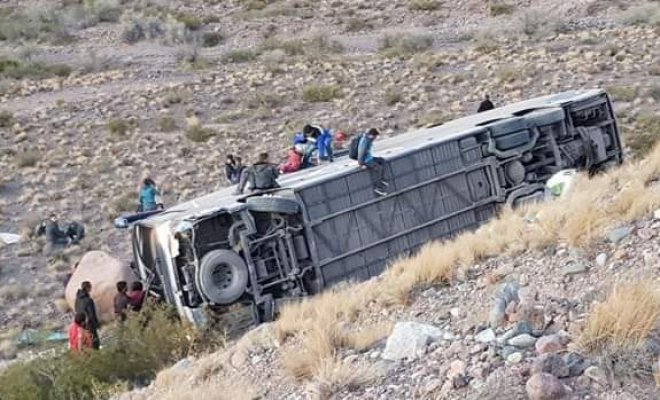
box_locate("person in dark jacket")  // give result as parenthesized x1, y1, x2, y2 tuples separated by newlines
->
(75, 281, 100, 349)
(127, 281, 146, 312)
(233, 153, 280, 195)
(477, 95, 495, 113)
(224, 155, 240, 185)
(114, 281, 130, 322)
(357, 128, 388, 196)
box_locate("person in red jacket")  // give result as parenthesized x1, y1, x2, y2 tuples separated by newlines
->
(279, 147, 303, 174)
(68, 312, 92, 354)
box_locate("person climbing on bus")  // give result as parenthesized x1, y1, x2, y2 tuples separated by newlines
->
(233, 152, 280, 195)
(477, 94, 495, 113)
(353, 128, 388, 196)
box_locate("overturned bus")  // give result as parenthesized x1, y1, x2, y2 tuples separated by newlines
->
(131, 89, 623, 326)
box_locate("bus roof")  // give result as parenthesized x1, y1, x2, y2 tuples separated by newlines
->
(141, 89, 604, 225)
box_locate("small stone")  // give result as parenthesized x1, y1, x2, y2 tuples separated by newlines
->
(607, 226, 632, 243)
(526, 373, 566, 400)
(507, 352, 524, 364)
(230, 350, 248, 368)
(450, 307, 462, 318)
(423, 379, 443, 393)
(499, 345, 519, 358)
(475, 328, 496, 344)
(509, 334, 538, 348)
(452, 374, 469, 389)
(653, 209, 660, 220)
(532, 353, 569, 378)
(562, 262, 588, 276)
(595, 253, 607, 267)
(536, 335, 564, 354)
(583, 366, 608, 386)
(447, 359, 467, 380)
(563, 352, 589, 377)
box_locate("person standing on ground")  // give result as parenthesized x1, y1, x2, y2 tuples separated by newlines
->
(233, 152, 280, 195)
(114, 281, 130, 322)
(138, 178, 159, 212)
(75, 281, 100, 349)
(128, 281, 146, 312)
(477, 94, 495, 113)
(357, 128, 389, 196)
(68, 312, 93, 354)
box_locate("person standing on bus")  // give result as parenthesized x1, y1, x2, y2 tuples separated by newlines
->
(357, 128, 388, 196)
(477, 94, 495, 113)
(138, 178, 159, 212)
(233, 152, 280, 195)
(303, 124, 334, 164)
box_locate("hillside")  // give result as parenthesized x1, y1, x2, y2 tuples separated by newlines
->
(0, 0, 660, 398)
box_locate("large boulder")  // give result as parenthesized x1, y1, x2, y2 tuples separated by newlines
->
(65, 251, 137, 323)
(382, 321, 445, 361)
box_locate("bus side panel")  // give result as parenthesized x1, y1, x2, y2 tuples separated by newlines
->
(298, 136, 500, 288)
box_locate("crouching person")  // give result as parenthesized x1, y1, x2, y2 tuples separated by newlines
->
(233, 152, 280, 195)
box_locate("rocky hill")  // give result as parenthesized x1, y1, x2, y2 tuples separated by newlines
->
(1, 0, 660, 398)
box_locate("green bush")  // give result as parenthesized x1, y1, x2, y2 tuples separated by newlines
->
(110, 192, 136, 214)
(626, 114, 660, 158)
(606, 85, 638, 102)
(409, 0, 440, 11)
(240, 0, 277, 11)
(302, 84, 343, 103)
(345, 17, 372, 32)
(223, 49, 258, 63)
(186, 125, 216, 142)
(0, 58, 72, 80)
(202, 31, 224, 47)
(107, 118, 131, 137)
(384, 88, 403, 106)
(0, 306, 196, 400)
(489, 3, 516, 16)
(0, 8, 76, 45)
(15, 150, 40, 168)
(175, 12, 204, 31)
(0, 110, 13, 127)
(158, 115, 178, 132)
(379, 34, 434, 58)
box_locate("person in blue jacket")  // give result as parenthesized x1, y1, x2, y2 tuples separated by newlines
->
(357, 128, 388, 196)
(138, 178, 159, 212)
(302, 124, 334, 166)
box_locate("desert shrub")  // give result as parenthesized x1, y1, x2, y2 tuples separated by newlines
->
(186, 125, 216, 142)
(409, 0, 440, 11)
(260, 35, 343, 57)
(107, 118, 131, 137)
(302, 84, 343, 103)
(246, 93, 284, 109)
(0, 8, 75, 45)
(621, 4, 660, 27)
(606, 85, 638, 102)
(0, 306, 196, 400)
(518, 9, 559, 39)
(379, 34, 433, 58)
(345, 17, 372, 32)
(223, 49, 258, 63)
(384, 88, 403, 106)
(158, 115, 178, 132)
(175, 12, 204, 31)
(0, 110, 13, 127)
(626, 114, 660, 158)
(14, 150, 39, 168)
(240, 0, 277, 11)
(109, 192, 136, 214)
(648, 86, 660, 101)
(202, 31, 224, 47)
(120, 14, 166, 44)
(0, 58, 72, 80)
(490, 3, 516, 16)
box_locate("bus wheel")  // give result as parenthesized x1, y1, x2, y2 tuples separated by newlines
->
(198, 250, 249, 305)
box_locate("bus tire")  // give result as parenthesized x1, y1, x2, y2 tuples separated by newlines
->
(198, 250, 249, 305)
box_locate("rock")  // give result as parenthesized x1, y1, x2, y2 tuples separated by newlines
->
(450, 307, 462, 318)
(595, 253, 607, 267)
(562, 262, 588, 276)
(653, 209, 660, 220)
(382, 321, 445, 361)
(607, 226, 632, 243)
(532, 353, 569, 378)
(490, 281, 519, 327)
(563, 352, 587, 376)
(509, 334, 538, 348)
(507, 352, 524, 364)
(475, 328, 496, 344)
(583, 366, 608, 386)
(230, 349, 248, 369)
(64, 250, 138, 323)
(448, 360, 468, 389)
(526, 373, 566, 400)
(536, 335, 564, 354)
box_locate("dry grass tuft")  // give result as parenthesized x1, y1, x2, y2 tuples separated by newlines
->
(308, 357, 380, 400)
(579, 281, 660, 353)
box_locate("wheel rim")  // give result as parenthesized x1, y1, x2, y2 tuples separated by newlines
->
(211, 263, 234, 290)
